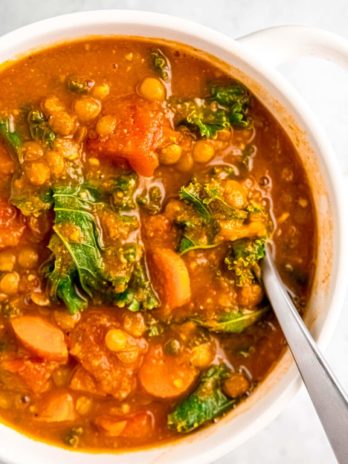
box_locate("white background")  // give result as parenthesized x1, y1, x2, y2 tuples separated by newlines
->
(1, 1, 348, 463)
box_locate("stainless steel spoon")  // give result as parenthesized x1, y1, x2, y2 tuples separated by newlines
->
(263, 248, 348, 463)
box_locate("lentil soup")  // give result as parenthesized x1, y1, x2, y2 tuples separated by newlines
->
(0, 38, 316, 450)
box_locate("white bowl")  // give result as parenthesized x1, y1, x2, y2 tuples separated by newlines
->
(0, 11, 347, 464)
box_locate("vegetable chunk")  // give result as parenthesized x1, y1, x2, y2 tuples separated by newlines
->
(87, 96, 165, 176)
(149, 248, 191, 309)
(11, 316, 68, 362)
(139, 343, 197, 398)
(0, 198, 25, 248)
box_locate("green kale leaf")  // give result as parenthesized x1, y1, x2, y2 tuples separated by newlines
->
(194, 307, 269, 334)
(150, 48, 171, 81)
(66, 76, 95, 94)
(168, 363, 235, 433)
(27, 109, 56, 147)
(170, 82, 251, 138)
(0, 117, 22, 161)
(225, 238, 266, 286)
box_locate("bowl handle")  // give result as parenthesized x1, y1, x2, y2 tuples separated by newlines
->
(237, 25, 348, 69)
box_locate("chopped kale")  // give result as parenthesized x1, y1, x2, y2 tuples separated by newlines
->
(112, 173, 137, 210)
(0, 117, 22, 160)
(194, 307, 268, 334)
(66, 76, 95, 94)
(150, 48, 171, 81)
(179, 178, 212, 223)
(137, 185, 163, 214)
(225, 238, 266, 286)
(45, 185, 105, 313)
(168, 363, 235, 433)
(27, 109, 56, 147)
(170, 82, 251, 138)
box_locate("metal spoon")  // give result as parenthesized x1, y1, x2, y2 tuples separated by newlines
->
(262, 248, 348, 463)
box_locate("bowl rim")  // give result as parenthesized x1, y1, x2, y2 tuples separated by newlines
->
(0, 9, 346, 464)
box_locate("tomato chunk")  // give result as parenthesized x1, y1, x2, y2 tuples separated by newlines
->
(87, 96, 165, 176)
(1, 358, 57, 393)
(0, 198, 25, 248)
(11, 316, 68, 362)
(69, 312, 146, 400)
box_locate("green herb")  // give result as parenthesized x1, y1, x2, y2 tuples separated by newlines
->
(137, 185, 163, 214)
(225, 238, 266, 286)
(168, 363, 235, 433)
(45, 185, 105, 313)
(194, 307, 268, 334)
(150, 48, 171, 81)
(178, 236, 219, 255)
(0, 117, 22, 161)
(27, 109, 56, 147)
(170, 82, 251, 138)
(63, 426, 84, 448)
(11, 192, 53, 217)
(209, 83, 250, 127)
(179, 179, 212, 223)
(112, 173, 137, 210)
(114, 263, 158, 311)
(66, 76, 95, 94)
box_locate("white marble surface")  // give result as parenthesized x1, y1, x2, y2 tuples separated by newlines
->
(1, 1, 348, 463)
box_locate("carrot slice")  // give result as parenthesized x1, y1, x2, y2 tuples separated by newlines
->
(11, 316, 68, 362)
(87, 96, 164, 176)
(95, 412, 153, 438)
(139, 344, 197, 398)
(37, 391, 76, 422)
(149, 248, 191, 309)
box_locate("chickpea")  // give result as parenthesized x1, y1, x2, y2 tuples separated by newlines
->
(105, 328, 128, 352)
(190, 342, 215, 368)
(123, 313, 146, 337)
(96, 115, 117, 138)
(192, 140, 215, 163)
(22, 141, 44, 161)
(159, 144, 182, 165)
(0, 251, 16, 272)
(139, 77, 166, 101)
(54, 310, 80, 330)
(224, 373, 250, 398)
(88, 157, 100, 167)
(0, 272, 20, 295)
(49, 111, 76, 136)
(92, 83, 110, 100)
(42, 96, 65, 114)
(18, 247, 38, 269)
(74, 96, 101, 122)
(46, 150, 65, 177)
(55, 138, 80, 161)
(223, 180, 247, 209)
(116, 346, 139, 364)
(25, 161, 50, 186)
(31, 292, 50, 307)
(175, 152, 193, 172)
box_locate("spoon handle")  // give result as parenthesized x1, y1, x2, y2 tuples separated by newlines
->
(263, 252, 348, 463)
